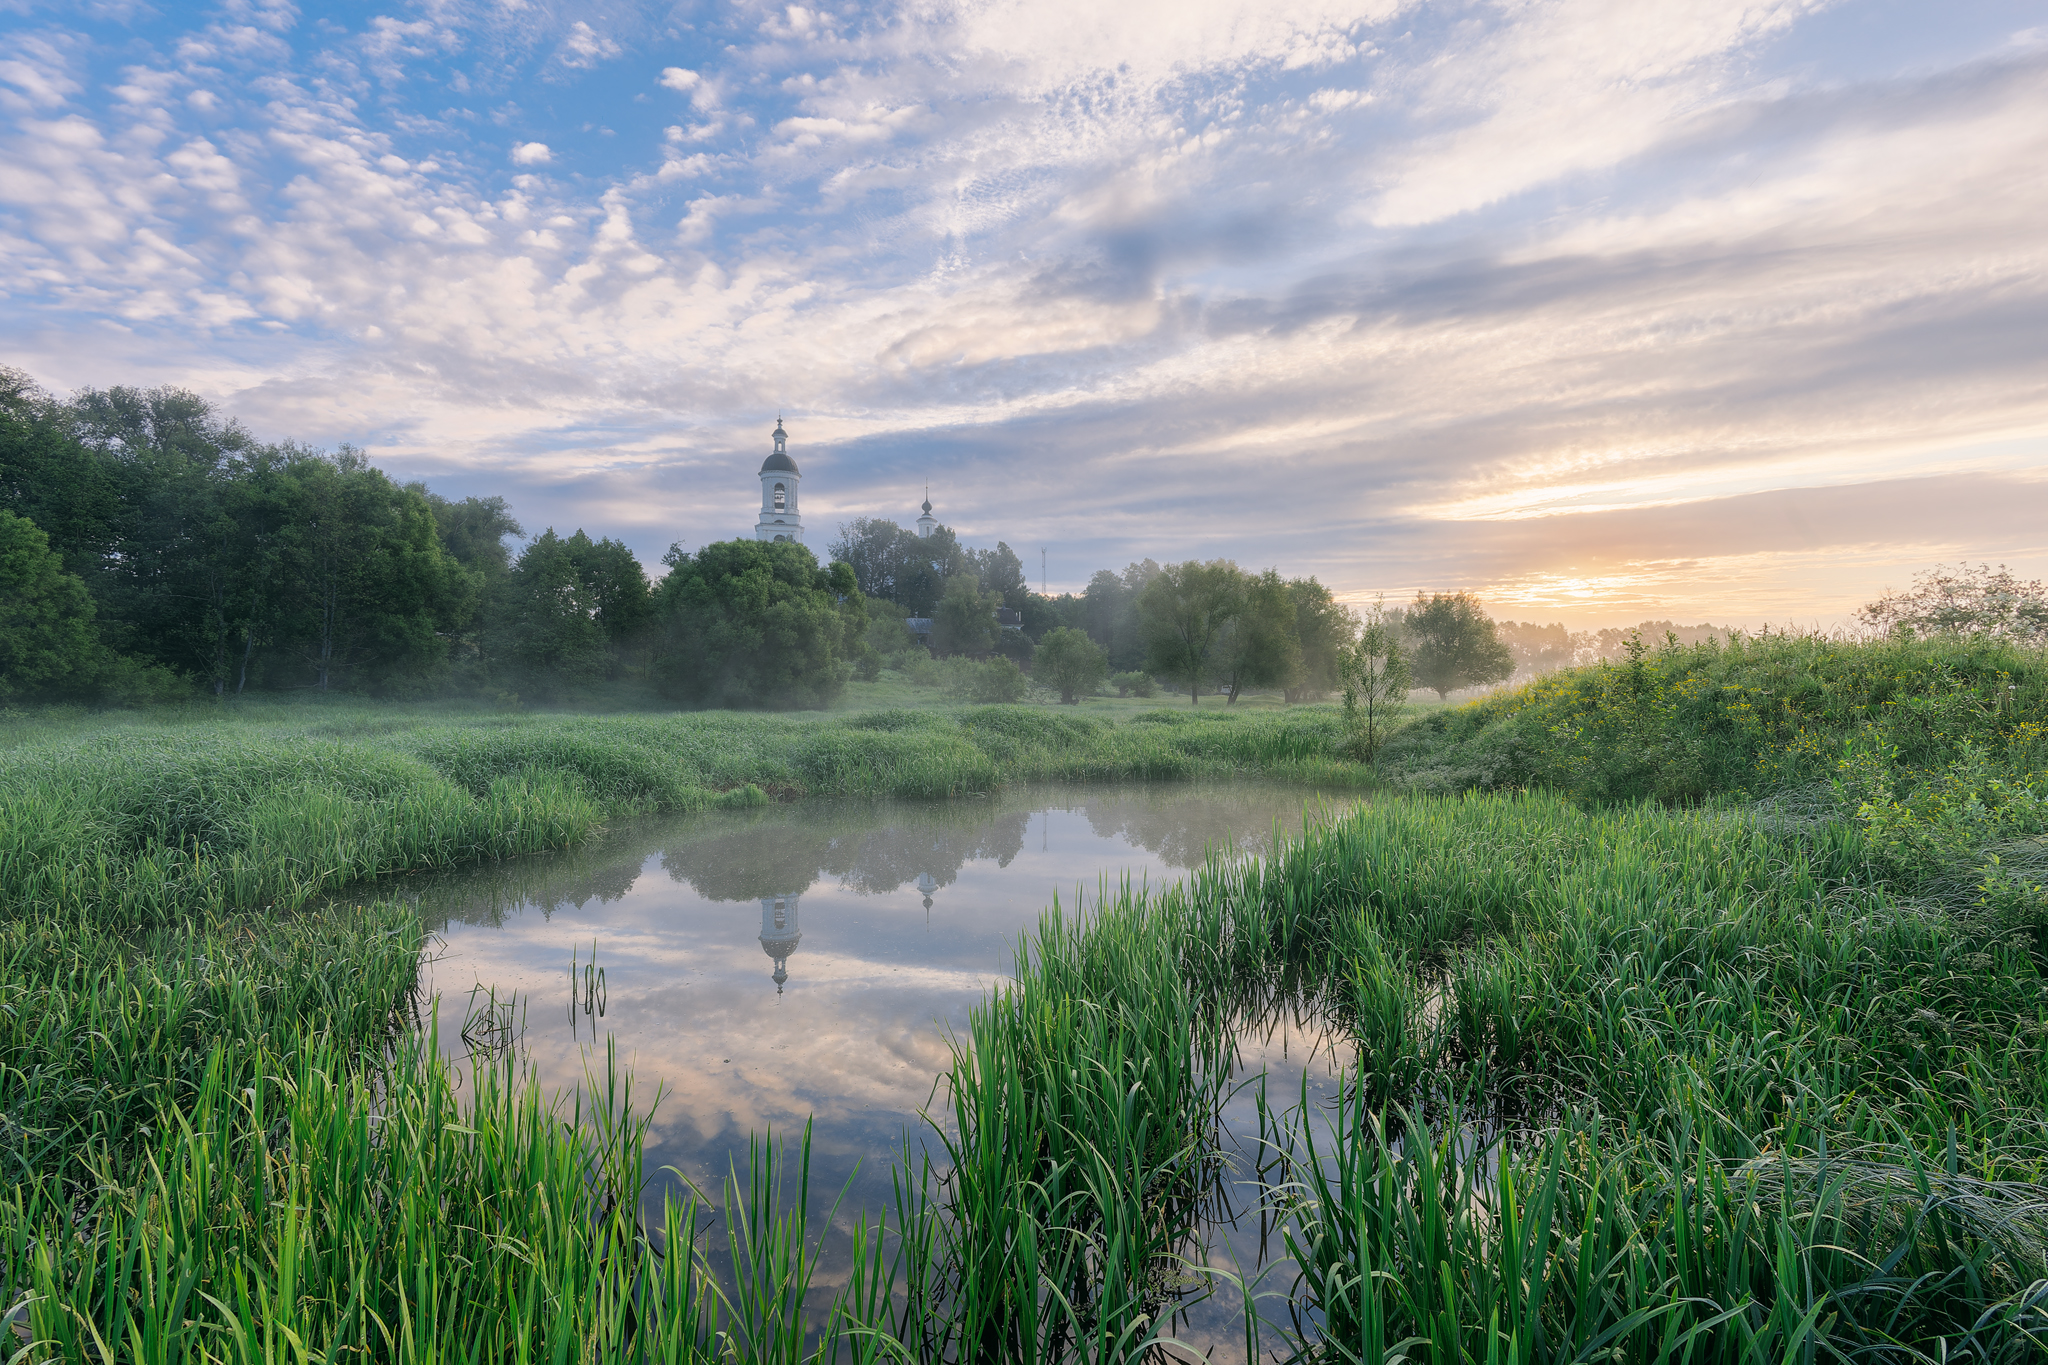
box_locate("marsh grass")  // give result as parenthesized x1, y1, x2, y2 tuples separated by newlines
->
(8, 646, 2048, 1361)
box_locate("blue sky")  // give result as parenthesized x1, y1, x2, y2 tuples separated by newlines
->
(3, 0, 2044, 625)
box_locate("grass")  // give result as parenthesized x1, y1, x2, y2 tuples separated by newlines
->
(4, 633, 2047, 1361)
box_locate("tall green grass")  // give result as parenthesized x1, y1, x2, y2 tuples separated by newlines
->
(0, 705, 1362, 929)
(8, 645, 2047, 1360)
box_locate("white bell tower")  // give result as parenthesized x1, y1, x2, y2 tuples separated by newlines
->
(755, 418, 802, 544)
(759, 892, 802, 993)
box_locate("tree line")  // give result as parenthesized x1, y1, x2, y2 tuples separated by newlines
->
(0, 373, 871, 707)
(0, 369, 1559, 710)
(30, 369, 2005, 712)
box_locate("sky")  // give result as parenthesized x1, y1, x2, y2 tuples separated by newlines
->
(2, 0, 2044, 628)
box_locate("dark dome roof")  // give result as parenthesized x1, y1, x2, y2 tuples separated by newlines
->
(761, 450, 799, 475)
(920, 498, 932, 514)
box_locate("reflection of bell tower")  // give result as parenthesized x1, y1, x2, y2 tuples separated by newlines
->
(759, 892, 802, 993)
(915, 871, 937, 914)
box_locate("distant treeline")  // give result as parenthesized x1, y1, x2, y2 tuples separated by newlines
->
(0, 369, 1713, 710)
(8, 370, 2033, 710)
(0, 373, 866, 707)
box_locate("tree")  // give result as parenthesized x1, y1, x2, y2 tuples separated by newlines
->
(1209, 567, 1298, 703)
(931, 573, 1000, 656)
(971, 541, 1027, 606)
(258, 448, 466, 693)
(1137, 560, 1242, 706)
(1282, 577, 1358, 702)
(1406, 591, 1514, 700)
(1080, 560, 1161, 670)
(489, 530, 614, 696)
(652, 539, 865, 709)
(1340, 601, 1411, 760)
(1495, 620, 1582, 678)
(0, 509, 101, 700)
(1036, 626, 1108, 704)
(829, 516, 969, 615)
(420, 492, 523, 578)
(1858, 563, 2048, 644)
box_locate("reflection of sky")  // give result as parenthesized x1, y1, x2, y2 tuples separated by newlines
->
(413, 783, 1356, 1223)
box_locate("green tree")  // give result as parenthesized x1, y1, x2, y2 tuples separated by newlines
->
(931, 573, 1000, 656)
(1210, 567, 1296, 703)
(1283, 577, 1358, 702)
(422, 492, 523, 578)
(490, 530, 613, 696)
(1035, 626, 1108, 703)
(0, 509, 101, 700)
(1080, 560, 1161, 670)
(1138, 560, 1242, 706)
(859, 597, 918, 679)
(1340, 601, 1411, 759)
(652, 539, 865, 709)
(260, 448, 465, 693)
(971, 540, 1028, 607)
(1406, 590, 1514, 700)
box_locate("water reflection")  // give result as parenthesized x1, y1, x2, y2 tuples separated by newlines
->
(396, 782, 1359, 1358)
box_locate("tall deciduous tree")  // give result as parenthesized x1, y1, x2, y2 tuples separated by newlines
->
(1080, 559, 1162, 670)
(931, 573, 1001, 656)
(1138, 560, 1242, 706)
(1035, 626, 1108, 703)
(1283, 577, 1359, 702)
(652, 539, 865, 709)
(489, 530, 614, 696)
(1210, 568, 1296, 703)
(0, 509, 101, 700)
(1406, 591, 1515, 700)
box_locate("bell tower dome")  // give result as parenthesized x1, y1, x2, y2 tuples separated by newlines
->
(758, 892, 802, 993)
(756, 418, 803, 544)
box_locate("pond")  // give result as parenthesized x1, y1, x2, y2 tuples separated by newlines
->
(397, 782, 1363, 1356)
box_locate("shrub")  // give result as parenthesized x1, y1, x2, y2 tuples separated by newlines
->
(1109, 671, 1157, 698)
(950, 657, 1029, 704)
(1037, 627, 1108, 703)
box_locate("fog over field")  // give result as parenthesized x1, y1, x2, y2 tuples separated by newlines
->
(2, 0, 2043, 625)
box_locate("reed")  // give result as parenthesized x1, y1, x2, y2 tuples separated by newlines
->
(7, 641, 2045, 1360)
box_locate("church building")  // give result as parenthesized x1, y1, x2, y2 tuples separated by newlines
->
(755, 418, 802, 544)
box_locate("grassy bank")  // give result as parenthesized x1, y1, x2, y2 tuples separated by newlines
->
(6, 636, 2048, 1360)
(0, 702, 1358, 929)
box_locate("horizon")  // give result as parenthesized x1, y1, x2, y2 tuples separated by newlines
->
(3, 0, 2044, 630)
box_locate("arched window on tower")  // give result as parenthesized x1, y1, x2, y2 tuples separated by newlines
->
(773, 482, 786, 511)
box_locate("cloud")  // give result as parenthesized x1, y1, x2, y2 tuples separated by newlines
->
(0, 1, 2042, 625)
(555, 20, 620, 70)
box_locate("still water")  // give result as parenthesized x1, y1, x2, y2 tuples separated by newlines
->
(400, 783, 1361, 1352)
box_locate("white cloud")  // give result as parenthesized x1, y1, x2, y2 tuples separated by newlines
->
(1, 0, 2044, 623)
(556, 20, 621, 70)
(0, 31, 84, 113)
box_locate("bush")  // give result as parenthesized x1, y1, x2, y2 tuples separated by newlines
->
(1037, 627, 1109, 704)
(950, 657, 1029, 704)
(1109, 671, 1156, 698)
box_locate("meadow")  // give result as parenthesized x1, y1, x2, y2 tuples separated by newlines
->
(3, 634, 2046, 1361)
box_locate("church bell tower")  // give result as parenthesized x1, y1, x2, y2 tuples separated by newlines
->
(756, 418, 802, 544)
